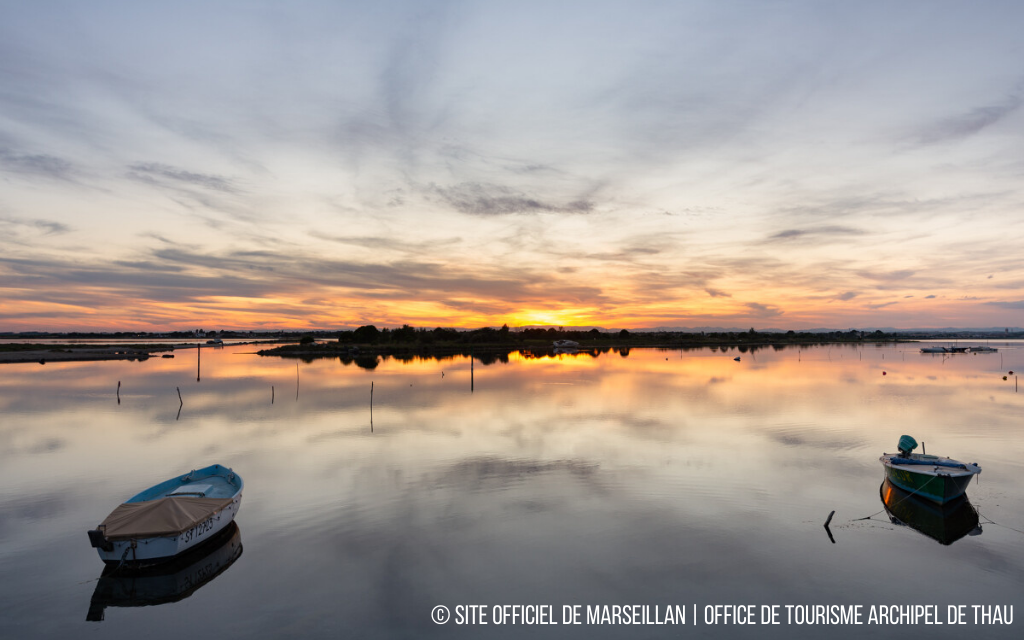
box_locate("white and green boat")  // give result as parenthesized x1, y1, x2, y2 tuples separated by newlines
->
(879, 435, 980, 505)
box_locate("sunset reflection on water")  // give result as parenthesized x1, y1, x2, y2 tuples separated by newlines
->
(1, 342, 1022, 639)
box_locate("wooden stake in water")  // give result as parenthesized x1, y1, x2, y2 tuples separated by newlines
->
(295, 363, 299, 400)
(177, 386, 183, 405)
(272, 385, 275, 404)
(117, 380, 121, 405)
(370, 381, 374, 432)
(197, 343, 201, 382)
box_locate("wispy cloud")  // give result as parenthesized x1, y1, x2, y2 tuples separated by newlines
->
(745, 302, 782, 318)
(913, 94, 1022, 145)
(985, 300, 1024, 309)
(767, 226, 865, 242)
(0, 148, 75, 181)
(429, 183, 594, 216)
(127, 162, 238, 193)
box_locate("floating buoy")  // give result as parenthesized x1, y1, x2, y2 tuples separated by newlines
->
(1004, 376, 1008, 381)
(882, 371, 887, 375)
(1010, 371, 1015, 375)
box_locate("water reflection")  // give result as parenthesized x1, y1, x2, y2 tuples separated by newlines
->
(1, 342, 1023, 638)
(86, 522, 243, 622)
(880, 479, 982, 545)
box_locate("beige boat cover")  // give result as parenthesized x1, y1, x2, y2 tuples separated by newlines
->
(99, 497, 233, 540)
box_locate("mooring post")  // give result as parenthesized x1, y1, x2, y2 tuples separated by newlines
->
(272, 385, 274, 404)
(117, 380, 121, 404)
(370, 381, 374, 432)
(197, 342, 201, 382)
(176, 386, 183, 405)
(823, 510, 836, 544)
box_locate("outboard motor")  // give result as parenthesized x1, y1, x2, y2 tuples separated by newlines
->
(897, 435, 918, 458)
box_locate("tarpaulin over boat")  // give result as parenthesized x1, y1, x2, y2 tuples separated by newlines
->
(99, 497, 233, 539)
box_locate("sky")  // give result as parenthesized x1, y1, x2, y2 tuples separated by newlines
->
(1, 0, 1023, 332)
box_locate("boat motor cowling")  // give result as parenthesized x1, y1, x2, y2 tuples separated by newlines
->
(897, 435, 918, 457)
(87, 529, 113, 552)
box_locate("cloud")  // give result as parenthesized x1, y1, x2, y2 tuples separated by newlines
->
(0, 148, 75, 181)
(429, 183, 594, 216)
(705, 288, 731, 298)
(866, 301, 898, 309)
(925, 294, 936, 299)
(856, 269, 915, 282)
(127, 162, 238, 193)
(985, 300, 1024, 309)
(835, 291, 859, 301)
(0, 217, 71, 236)
(914, 94, 1021, 145)
(767, 226, 865, 242)
(744, 302, 782, 318)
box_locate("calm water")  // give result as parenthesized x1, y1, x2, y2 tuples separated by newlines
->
(2, 343, 1022, 638)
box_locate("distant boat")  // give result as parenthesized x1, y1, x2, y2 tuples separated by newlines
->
(553, 340, 579, 349)
(920, 346, 967, 354)
(206, 338, 224, 345)
(88, 464, 243, 567)
(880, 435, 980, 505)
(968, 346, 997, 353)
(733, 356, 741, 362)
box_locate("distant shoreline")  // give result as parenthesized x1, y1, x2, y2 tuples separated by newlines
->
(2, 329, 1017, 364)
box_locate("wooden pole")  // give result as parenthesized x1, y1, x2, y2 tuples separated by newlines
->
(176, 386, 183, 405)
(272, 386, 274, 404)
(295, 362, 299, 400)
(370, 381, 374, 432)
(117, 380, 121, 404)
(197, 343, 201, 382)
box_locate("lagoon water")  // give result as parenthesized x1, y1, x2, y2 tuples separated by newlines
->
(2, 342, 1023, 638)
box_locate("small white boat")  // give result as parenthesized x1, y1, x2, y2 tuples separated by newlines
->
(88, 464, 243, 566)
(553, 340, 579, 349)
(880, 436, 980, 505)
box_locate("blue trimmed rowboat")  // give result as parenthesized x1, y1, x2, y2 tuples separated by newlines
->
(88, 464, 243, 566)
(880, 436, 980, 505)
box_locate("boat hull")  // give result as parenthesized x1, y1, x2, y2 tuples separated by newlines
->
(882, 460, 975, 504)
(96, 492, 242, 565)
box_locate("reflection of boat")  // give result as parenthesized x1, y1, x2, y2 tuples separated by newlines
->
(880, 479, 981, 545)
(880, 435, 980, 504)
(87, 522, 243, 621)
(88, 464, 243, 566)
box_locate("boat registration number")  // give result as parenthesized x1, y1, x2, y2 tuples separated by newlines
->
(184, 517, 215, 544)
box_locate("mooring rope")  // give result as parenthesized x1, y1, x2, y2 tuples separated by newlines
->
(842, 471, 940, 524)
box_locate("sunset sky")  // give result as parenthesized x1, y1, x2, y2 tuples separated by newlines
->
(2, 1, 1023, 331)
